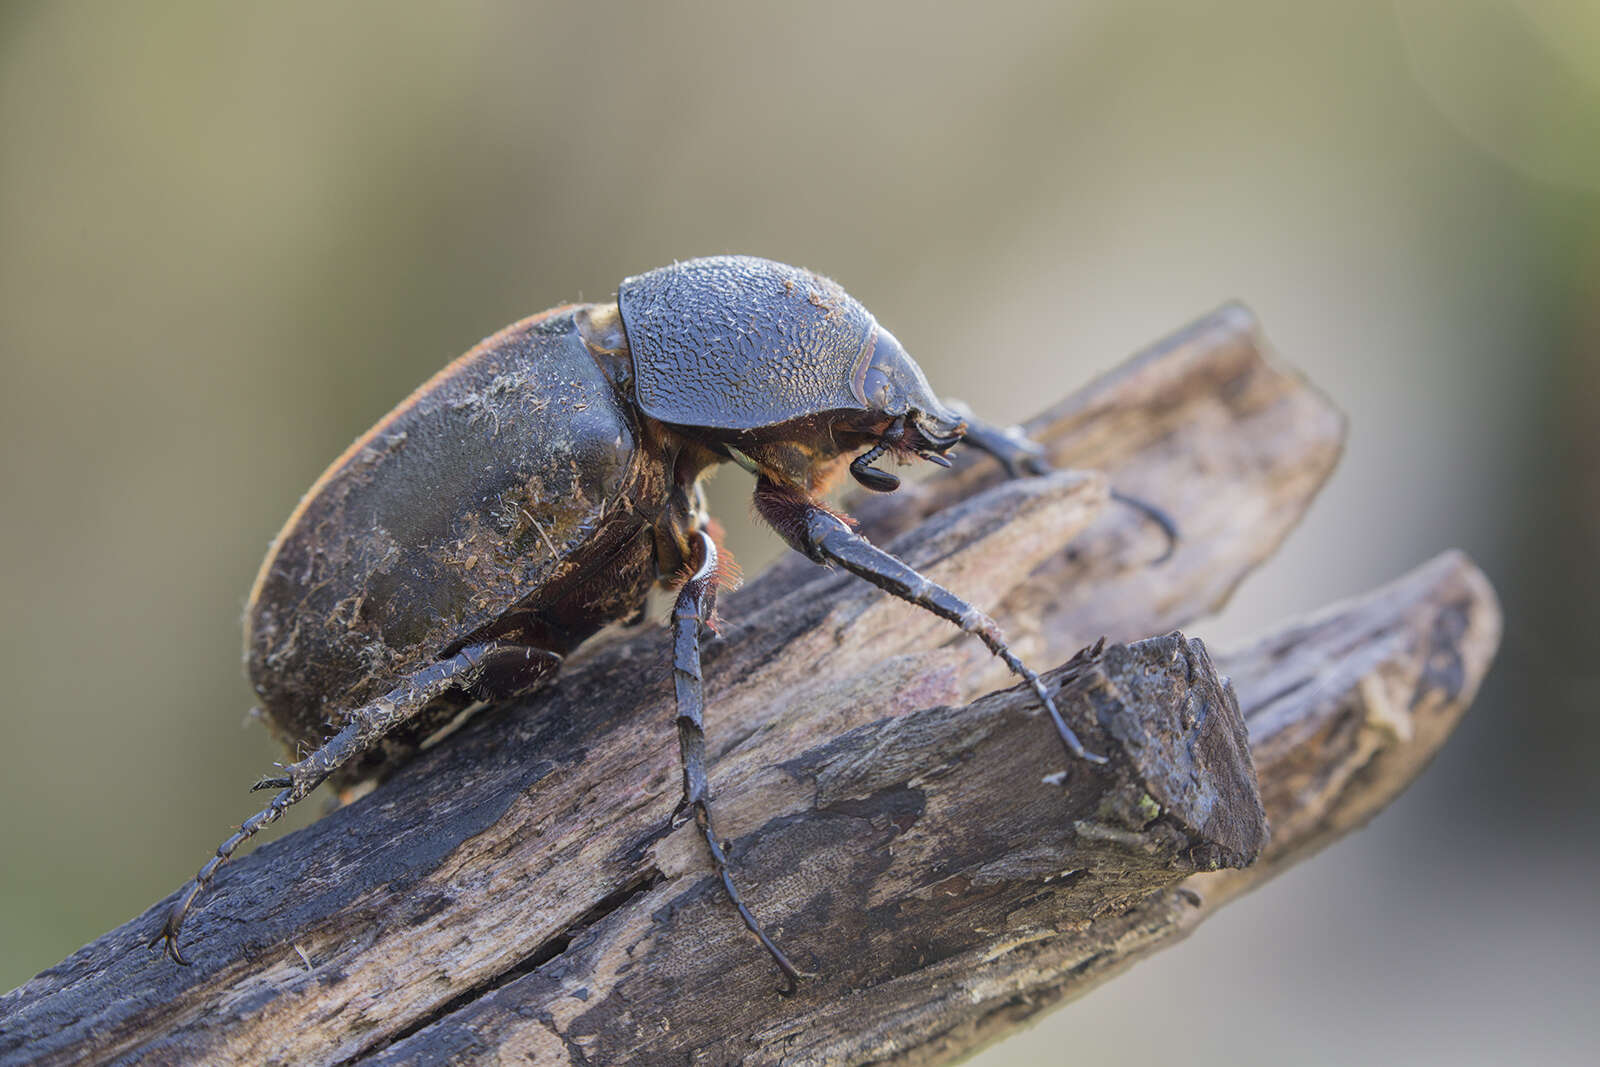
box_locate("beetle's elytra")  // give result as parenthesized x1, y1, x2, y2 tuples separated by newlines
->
(152, 255, 1148, 985)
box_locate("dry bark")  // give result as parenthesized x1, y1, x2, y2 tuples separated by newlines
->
(0, 305, 1499, 1066)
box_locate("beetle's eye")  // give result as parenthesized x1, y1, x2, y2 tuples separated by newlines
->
(863, 366, 892, 410)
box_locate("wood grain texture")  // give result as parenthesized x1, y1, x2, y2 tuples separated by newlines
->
(0, 306, 1495, 1067)
(876, 550, 1500, 1067)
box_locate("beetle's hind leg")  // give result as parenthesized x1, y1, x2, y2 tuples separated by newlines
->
(149, 640, 555, 965)
(319, 644, 564, 799)
(670, 528, 802, 991)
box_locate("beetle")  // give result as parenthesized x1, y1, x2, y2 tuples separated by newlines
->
(150, 255, 1171, 984)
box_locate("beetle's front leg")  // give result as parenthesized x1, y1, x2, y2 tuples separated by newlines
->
(670, 528, 802, 990)
(754, 480, 1106, 766)
(948, 401, 1179, 560)
(943, 400, 1051, 478)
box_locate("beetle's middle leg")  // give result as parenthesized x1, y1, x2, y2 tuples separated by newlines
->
(149, 639, 556, 965)
(670, 527, 802, 989)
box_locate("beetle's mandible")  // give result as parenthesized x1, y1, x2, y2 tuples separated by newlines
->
(150, 255, 1170, 986)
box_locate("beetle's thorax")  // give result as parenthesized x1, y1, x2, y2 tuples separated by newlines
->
(584, 257, 966, 498)
(617, 256, 877, 434)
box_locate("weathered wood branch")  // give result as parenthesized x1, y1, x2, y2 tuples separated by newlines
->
(867, 550, 1499, 1067)
(0, 306, 1498, 1066)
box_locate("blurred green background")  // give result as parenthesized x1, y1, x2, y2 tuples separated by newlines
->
(2, 2, 1595, 1063)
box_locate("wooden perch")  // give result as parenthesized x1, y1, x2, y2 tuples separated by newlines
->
(0, 306, 1499, 1066)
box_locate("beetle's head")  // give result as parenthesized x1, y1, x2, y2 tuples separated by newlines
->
(847, 327, 966, 493)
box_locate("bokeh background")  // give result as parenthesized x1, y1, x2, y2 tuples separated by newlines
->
(2, 2, 1595, 1063)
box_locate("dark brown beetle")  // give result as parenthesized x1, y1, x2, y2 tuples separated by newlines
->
(151, 255, 1169, 985)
